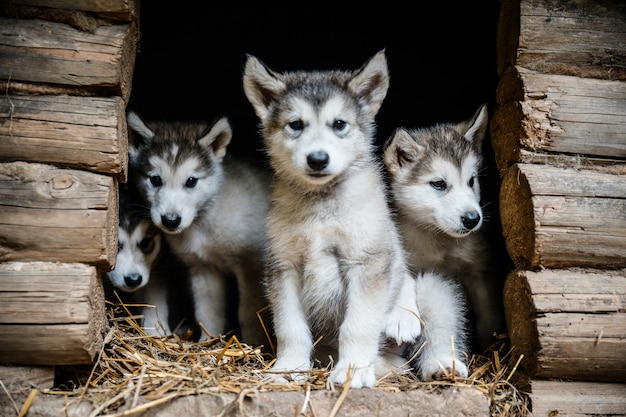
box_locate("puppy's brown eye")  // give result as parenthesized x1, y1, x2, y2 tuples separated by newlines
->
(468, 177, 475, 187)
(139, 237, 155, 254)
(430, 180, 447, 191)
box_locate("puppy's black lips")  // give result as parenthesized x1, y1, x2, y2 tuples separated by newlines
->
(308, 173, 329, 178)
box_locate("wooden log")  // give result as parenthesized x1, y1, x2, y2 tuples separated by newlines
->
(490, 66, 626, 173)
(0, 94, 128, 180)
(500, 163, 626, 269)
(497, 0, 626, 80)
(529, 380, 626, 417)
(0, 16, 138, 101)
(0, 261, 108, 365)
(3, 0, 138, 19)
(0, 1, 138, 34)
(0, 162, 118, 269)
(504, 268, 626, 382)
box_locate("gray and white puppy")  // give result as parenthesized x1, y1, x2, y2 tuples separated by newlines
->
(126, 113, 271, 345)
(243, 50, 422, 388)
(383, 104, 505, 352)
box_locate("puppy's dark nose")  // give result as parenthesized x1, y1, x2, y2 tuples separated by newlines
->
(162, 213, 181, 230)
(461, 211, 481, 230)
(307, 151, 329, 171)
(124, 273, 143, 288)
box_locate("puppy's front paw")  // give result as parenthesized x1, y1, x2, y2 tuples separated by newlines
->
(420, 357, 468, 381)
(383, 306, 422, 345)
(265, 357, 311, 384)
(331, 360, 376, 388)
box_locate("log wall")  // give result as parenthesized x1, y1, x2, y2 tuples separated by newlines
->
(493, 0, 626, 415)
(0, 0, 138, 365)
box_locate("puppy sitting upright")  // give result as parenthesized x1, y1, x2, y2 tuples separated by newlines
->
(126, 113, 271, 345)
(243, 50, 422, 388)
(383, 104, 506, 352)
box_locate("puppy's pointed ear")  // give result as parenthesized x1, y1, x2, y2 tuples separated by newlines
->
(243, 55, 286, 121)
(383, 128, 424, 176)
(198, 116, 232, 160)
(348, 49, 390, 118)
(126, 110, 155, 161)
(457, 103, 488, 148)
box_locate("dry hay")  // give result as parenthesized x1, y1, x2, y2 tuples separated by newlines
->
(40, 301, 529, 417)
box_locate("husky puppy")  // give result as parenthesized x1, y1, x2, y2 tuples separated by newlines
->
(126, 113, 271, 345)
(243, 50, 422, 388)
(383, 104, 505, 352)
(104, 182, 197, 339)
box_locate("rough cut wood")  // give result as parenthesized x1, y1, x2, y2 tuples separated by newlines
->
(490, 66, 626, 173)
(504, 268, 626, 382)
(0, 16, 138, 101)
(0, 94, 128, 180)
(497, 0, 626, 80)
(0, 162, 118, 269)
(529, 380, 626, 417)
(4, 0, 137, 18)
(500, 163, 626, 269)
(0, 261, 107, 365)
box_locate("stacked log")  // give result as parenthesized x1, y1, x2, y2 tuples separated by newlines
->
(0, 0, 138, 365)
(493, 0, 626, 415)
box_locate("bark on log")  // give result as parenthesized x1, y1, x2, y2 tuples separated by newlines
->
(0, 94, 128, 180)
(500, 163, 626, 269)
(497, 0, 626, 80)
(529, 380, 626, 417)
(504, 268, 626, 382)
(491, 66, 626, 173)
(0, 162, 118, 269)
(0, 16, 138, 101)
(0, 261, 108, 365)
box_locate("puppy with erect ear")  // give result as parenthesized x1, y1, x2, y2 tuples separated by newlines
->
(383, 103, 506, 353)
(125, 110, 272, 346)
(243, 50, 423, 388)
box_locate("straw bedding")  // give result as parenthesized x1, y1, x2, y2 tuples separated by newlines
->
(42, 300, 529, 417)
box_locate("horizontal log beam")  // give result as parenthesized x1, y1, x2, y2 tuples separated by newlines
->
(0, 94, 127, 180)
(0, 162, 118, 269)
(504, 268, 626, 382)
(0, 261, 107, 365)
(500, 163, 626, 269)
(0, 16, 138, 101)
(491, 67, 626, 173)
(497, 0, 626, 80)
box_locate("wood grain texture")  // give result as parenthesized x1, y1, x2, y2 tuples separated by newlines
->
(529, 380, 626, 417)
(0, 261, 108, 365)
(491, 66, 626, 173)
(3, 0, 136, 15)
(504, 268, 626, 382)
(0, 94, 128, 180)
(500, 163, 626, 269)
(497, 0, 626, 80)
(0, 162, 118, 269)
(0, 16, 138, 101)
